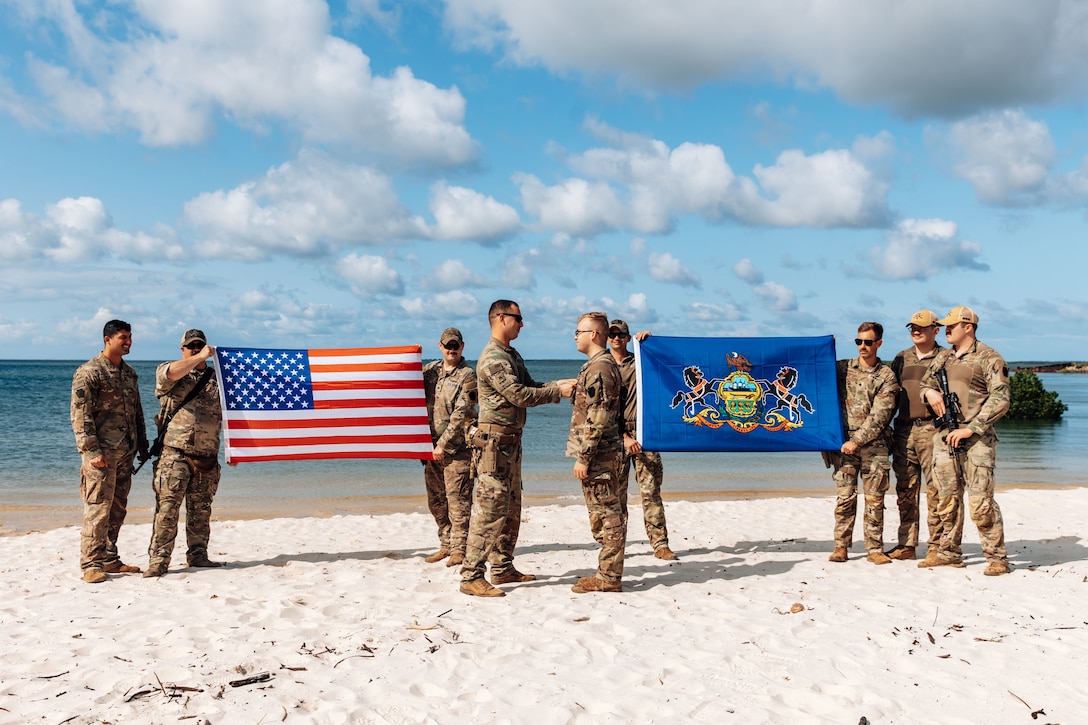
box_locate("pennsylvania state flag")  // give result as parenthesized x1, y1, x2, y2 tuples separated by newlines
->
(635, 335, 843, 452)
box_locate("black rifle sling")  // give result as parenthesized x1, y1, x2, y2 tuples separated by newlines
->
(149, 366, 215, 457)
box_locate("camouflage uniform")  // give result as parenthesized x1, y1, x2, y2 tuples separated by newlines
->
(422, 357, 477, 556)
(71, 354, 147, 573)
(890, 344, 945, 551)
(919, 340, 1010, 565)
(461, 337, 562, 584)
(148, 362, 222, 567)
(568, 349, 626, 586)
(616, 350, 670, 552)
(831, 357, 899, 553)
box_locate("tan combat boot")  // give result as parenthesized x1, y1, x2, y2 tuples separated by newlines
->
(446, 551, 464, 567)
(828, 547, 848, 563)
(491, 569, 535, 585)
(571, 576, 622, 593)
(917, 551, 965, 568)
(983, 560, 1011, 576)
(654, 546, 678, 560)
(867, 551, 892, 565)
(103, 561, 141, 574)
(82, 568, 106, 584)
(887, 546, 916, 560)
(459, 579, 505, 597)
(424, 548, 450, 564)
(143, 561, 168, 578)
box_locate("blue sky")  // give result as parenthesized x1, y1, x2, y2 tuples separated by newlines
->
(1, 0, 1085, 362)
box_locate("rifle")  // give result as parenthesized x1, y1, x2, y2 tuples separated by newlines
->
(933, 366, 966, 486)
(134, 366, 214, 474)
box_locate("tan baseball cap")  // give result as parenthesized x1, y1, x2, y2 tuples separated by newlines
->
(439, 327, 463, 345)
(937, 306, 979, 326)
(608, 319, 630, 336)
(181, 329, 207, 346)
(905, 310, 940, 328)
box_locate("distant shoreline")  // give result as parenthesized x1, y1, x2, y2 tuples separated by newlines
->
(1012, 362, 1088, 373)
(4, 481, 1084, 538)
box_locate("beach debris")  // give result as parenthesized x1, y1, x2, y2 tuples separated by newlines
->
(229, 672, 272, 687)
(927, 632, 936, 644)
(406, 621, 438, 631)
(1008, 690, 1048, 720)
(773, 602, 805, 615)
(36, 671, 69, 679)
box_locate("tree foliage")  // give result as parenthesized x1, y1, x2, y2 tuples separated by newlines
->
(1007, 371, 1068, 420)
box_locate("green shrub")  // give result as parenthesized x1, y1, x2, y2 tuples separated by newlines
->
(1007, 371, 1068, 420)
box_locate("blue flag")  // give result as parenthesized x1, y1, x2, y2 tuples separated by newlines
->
(635, 335, 843, 452)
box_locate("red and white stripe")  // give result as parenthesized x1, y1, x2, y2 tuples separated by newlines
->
(219, 345, 432, 463)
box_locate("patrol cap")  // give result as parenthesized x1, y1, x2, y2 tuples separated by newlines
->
(181, 329, 207, 346)
(439, 327, 463, 345)
(937, 306, 979, 326)
(608, 319, 630, 336)
(905, 310, 940, 328)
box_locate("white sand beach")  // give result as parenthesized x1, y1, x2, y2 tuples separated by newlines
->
(2, 487, 1086, 724)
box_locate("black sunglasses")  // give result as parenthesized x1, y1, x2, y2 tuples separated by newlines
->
(501, 312, 523, 323)
(184, 342, 205, 351)
(854, 338, 877, 347)
(608, 331, 628, 339)
(442, 340, 461, 350)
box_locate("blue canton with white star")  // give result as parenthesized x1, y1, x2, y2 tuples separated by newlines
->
(217, 348, 315, 411)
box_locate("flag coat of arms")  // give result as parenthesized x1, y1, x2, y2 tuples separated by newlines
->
(214, 345, 432, 463)
(635, 335, 843, 452)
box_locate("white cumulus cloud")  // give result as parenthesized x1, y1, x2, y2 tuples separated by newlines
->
(185, 151, 426, 260)
(444, 1, 1088, 117)
(0, 196, 183, 263)
(647, 251, 700, 287)
(945, 109, 1056, 206)
(428, 182, 520, 244)
(336, 253, 404, 296)
(17, 0, 476, 163)
(869, 218, 989, 281)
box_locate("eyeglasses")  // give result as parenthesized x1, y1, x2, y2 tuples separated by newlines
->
(500, 312, 523, 323)
(442, 341, 461, 351)
(574, 329, 595, 337)
(854, 338, 877, 347)
(184, 342, 205, 351)
(608, 331, 628, 339)
(909, 325, 937, 333)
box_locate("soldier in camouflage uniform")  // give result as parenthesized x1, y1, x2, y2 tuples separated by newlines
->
(459, 300, 574, 597)
(144, 329, 224, 577)
(70, 319, 148, 583)
(569, 312, 627, 593)
(887, 310, 946, 561)
(828, 322, 900, 565)
(918, 306, 1011, 576)
(608, 321, 676, 560)
(421, 327, 478, 568)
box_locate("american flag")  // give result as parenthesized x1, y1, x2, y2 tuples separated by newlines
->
(214, 345, 432, 463)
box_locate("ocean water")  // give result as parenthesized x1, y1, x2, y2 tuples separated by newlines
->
(2, 359, 1086, 514)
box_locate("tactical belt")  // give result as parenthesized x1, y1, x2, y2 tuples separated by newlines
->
(477, 423, 521, 446)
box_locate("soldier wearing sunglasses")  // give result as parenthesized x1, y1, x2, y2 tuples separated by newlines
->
(145, 328, 223, 577)
(828, 322, 900, 566)
(607, 320, 676, 561)
(887, 310, 945, 562)
(459, 299, 574, 597)
(421, 327, 477, 568)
